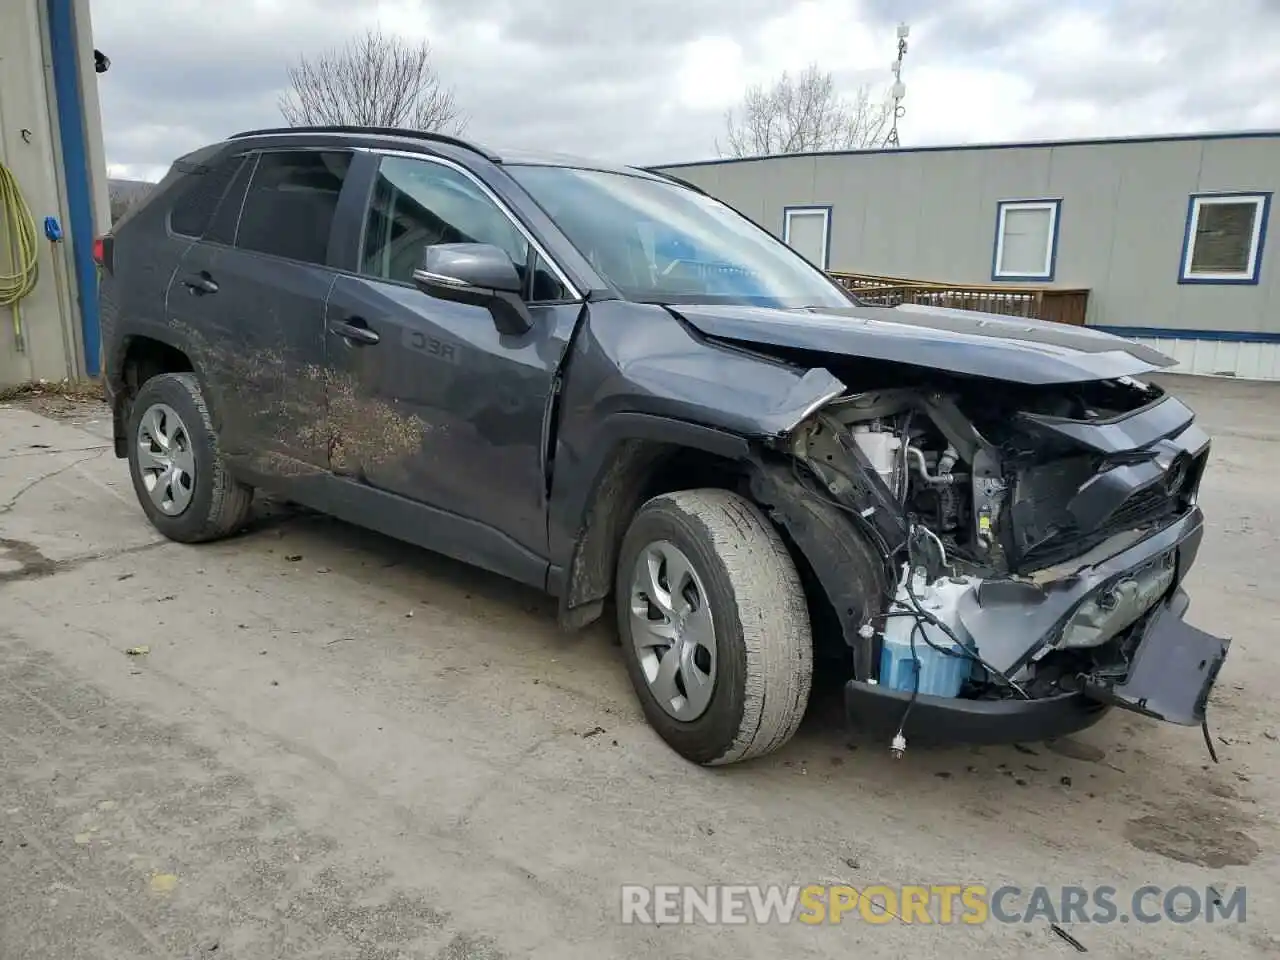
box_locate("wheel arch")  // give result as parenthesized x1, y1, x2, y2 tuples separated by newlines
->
(552, 413, 752, 629)
(110, 332, 201, 457)
(747, 462, 891, 680)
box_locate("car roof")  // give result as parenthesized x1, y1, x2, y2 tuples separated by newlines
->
(225, 125, 664, 181)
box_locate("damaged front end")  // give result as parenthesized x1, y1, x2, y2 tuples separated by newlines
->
(777, 372, 1230, 751)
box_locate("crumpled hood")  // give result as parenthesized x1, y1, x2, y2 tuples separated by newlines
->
(671, 301, 1176, 385)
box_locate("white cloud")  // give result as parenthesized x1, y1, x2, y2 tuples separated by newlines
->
(675, 37, 747, 110)
(91, 0, 1280, 179)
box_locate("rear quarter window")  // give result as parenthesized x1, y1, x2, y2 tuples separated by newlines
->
(168, 155, 246, 238)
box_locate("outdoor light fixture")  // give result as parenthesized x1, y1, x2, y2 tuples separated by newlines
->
(94, 49, 110, 73)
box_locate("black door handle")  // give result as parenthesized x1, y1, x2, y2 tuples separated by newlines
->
(182, 272, 218, 295)
(329, 318, 380, 345)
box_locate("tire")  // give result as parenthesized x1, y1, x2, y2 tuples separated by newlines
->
(126, 372, 254, 543)
(616, 489, 812, 765)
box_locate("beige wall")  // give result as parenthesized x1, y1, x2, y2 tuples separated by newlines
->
(0, 0, 109, 389)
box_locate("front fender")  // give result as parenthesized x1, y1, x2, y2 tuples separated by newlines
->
(546, 300, 847, 619)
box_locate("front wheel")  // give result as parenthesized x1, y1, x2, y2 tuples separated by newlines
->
(616, 489, 813, 765)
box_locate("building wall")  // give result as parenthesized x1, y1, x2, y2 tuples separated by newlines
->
(0, 0, 109, 389)
(656, 133, 1280, 379)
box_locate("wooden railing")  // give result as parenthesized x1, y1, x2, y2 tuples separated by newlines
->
(829, 272, 1090, 326)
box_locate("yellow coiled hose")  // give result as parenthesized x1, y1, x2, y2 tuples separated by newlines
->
(0, 160, 40, 351)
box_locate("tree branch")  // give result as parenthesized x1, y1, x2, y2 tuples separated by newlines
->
(278, 28, 468, 135)
(722, 62, 892, 157)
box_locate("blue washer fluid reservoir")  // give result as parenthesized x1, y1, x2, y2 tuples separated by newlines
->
(879, 567, 979, 699)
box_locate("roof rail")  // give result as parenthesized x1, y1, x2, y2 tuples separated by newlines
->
(226, 125, 501, 163)
(641, 167, 708, 195)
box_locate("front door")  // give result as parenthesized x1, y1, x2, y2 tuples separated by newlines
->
(323, 152, 582, 559)
(169, 148, 353, 478)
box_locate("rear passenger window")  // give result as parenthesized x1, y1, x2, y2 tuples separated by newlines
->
(235, 150, 351, 265)
(204, 156, 256, 247)
(169, 156, 244, 238)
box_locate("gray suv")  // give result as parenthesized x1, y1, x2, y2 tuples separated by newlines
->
(98, 125, 1229, 766)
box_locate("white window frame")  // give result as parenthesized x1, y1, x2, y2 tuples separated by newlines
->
(1179, 192, 1271, 285)
(782, 205, 831, 270)
(992, 199, 1061, 282)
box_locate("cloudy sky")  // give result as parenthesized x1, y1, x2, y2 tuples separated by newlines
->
(94, 0, 1280, 182)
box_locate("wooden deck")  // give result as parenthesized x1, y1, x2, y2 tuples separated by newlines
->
(830, 272, 1089, 326)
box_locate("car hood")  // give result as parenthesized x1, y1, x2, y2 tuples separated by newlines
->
(670, 301, 1176, 385)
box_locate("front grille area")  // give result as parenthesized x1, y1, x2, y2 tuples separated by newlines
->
(1105, 484, 1176, 529)
(1013, 448, 1206, 572)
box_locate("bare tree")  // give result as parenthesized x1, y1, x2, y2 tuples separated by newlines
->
(720, 64, 891, 157)
(107, 180, 155, 225)
(279, 28, 468, 134)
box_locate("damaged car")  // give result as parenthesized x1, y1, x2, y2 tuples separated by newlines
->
(97, 125, 1230, 766)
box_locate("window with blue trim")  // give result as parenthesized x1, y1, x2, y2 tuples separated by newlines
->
(782, 206, 831, 270)
(1180, 193, 1270, 284)
(993, 199, 1060, 281)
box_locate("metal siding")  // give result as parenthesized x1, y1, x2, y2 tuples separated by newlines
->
(911, 150, 989, 279)
(1042, 144, 1122, 296)
(850, 153, 923, 276)
(812, 154, 868, 271)
(711, 160, 778, 230)
(758, 154, 816, 239)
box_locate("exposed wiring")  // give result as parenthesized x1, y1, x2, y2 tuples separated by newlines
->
(899, 536, 1032, 699)
(1201, 713, 1219, 764)
(788, 447, 1031, 699)
(0, 160, 40, 352)
(890, 619, 924, 758)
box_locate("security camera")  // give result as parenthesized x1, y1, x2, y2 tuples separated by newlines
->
(94, 49, 110, 73)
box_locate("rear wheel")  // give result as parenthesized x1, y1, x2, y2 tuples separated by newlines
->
(616, 489, 812, 765)
(127, 372, 253, 543)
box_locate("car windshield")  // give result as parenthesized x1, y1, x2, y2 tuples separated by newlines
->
(507, 164, 853, 310)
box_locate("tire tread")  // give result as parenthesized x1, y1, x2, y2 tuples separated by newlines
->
(640, 489, 812, 765)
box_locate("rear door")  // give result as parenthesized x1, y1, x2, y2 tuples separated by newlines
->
(168, 148, 354, 478)
(322, 151, 583, 560)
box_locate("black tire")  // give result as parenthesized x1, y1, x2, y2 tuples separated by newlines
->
(126, 372, 253, 543)
(616, 489, 812, 765)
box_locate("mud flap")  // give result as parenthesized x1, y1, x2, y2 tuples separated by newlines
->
(1082, 602, 1230, 726)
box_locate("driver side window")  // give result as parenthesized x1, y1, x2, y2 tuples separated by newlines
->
(361, 156, 530, 286)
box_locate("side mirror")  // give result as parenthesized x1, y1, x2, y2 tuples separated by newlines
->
(412, 243, 532, 335)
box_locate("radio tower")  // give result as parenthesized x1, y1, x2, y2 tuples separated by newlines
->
(886, 23, 909, 148)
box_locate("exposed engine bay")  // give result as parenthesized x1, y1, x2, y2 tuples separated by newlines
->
(785, 372, 1225, 756)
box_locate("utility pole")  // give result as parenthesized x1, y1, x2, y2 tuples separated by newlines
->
(886, 22, 909, 148)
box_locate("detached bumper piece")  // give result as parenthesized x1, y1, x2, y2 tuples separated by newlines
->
(1082, 600, 1230, 726)
(844, 591, 1231, 745)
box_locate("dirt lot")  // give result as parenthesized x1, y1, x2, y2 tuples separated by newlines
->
(0, 374, 1277, 959)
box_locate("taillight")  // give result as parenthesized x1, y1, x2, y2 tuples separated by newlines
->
(93, 235, 114, 272)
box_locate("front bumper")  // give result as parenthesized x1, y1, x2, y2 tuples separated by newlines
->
(845, 508, 1232, 745)
(844, 681, 1110, 745)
